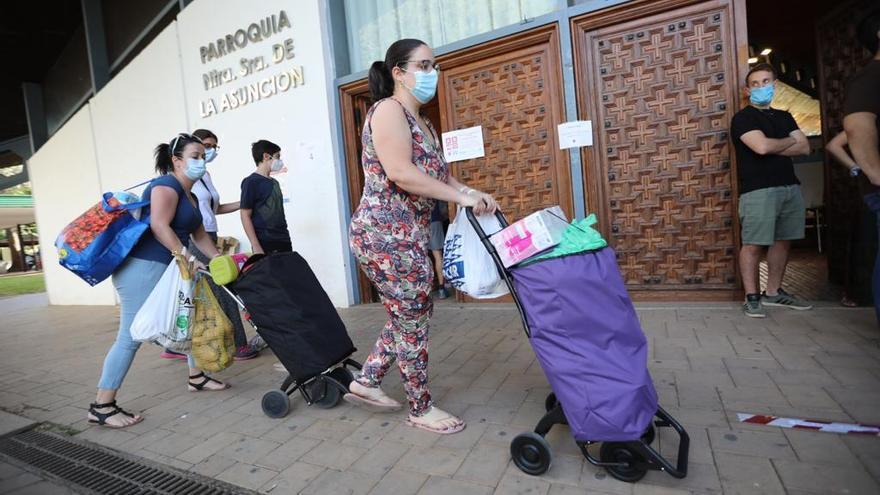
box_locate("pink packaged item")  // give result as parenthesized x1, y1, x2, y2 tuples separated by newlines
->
(231, 253, 250, 270)
(490, 206, 568, 267)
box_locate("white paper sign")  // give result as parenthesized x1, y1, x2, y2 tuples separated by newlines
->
(442, 126, 485, 162)
(557, 120, 593, 149)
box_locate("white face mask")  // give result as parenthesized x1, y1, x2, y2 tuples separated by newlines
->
(270, 158, 284, 172)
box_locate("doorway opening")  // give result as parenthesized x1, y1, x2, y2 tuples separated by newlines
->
(745, 0, 870, 304)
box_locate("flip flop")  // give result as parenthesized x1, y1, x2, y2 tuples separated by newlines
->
(343, 393, 403, 412)
(406, 417, 466, 435)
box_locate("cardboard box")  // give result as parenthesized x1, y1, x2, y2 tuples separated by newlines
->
(490, 206, 568, 267)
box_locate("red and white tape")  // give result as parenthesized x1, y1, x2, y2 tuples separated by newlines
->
(737, 413, 880, 436)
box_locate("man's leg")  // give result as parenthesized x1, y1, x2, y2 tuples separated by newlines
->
(739, 244, 764, 295)
(738, 188, 776, 318)
(764, 240, 791, 295)
(762, 185, 811, 310)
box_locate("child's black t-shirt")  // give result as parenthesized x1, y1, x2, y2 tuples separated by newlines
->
(240, 172, 290, 243)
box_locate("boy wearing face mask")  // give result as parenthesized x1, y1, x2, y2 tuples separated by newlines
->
(240, 139, 292, 254)
(731, 63, 812, 318)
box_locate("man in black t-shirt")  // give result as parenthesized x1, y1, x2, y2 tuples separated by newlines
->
(731, 63, 812, 318)
(843, 9, 880, 325)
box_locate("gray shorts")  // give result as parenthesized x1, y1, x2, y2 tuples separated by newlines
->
(428, 221, 445, 251)
(739, 185, 805, 246)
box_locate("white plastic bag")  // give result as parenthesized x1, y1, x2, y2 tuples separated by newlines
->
(130, 258, 195, 353)
(442, 212, 509, 299)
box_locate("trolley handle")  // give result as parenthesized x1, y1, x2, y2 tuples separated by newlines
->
(195, 268, 249, 313)
(462, 207, 531, 339)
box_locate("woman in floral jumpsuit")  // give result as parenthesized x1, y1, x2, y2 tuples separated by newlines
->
(346, 39, 498, 434)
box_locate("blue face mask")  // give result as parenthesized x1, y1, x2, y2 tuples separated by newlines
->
(184, 158, 206, 180)
(404, 68, 438, 104)
(750, 84, 775, 106)
(204, 148, 217, 163)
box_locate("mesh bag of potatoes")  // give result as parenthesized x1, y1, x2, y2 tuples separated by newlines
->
(191, 276, 235, 372)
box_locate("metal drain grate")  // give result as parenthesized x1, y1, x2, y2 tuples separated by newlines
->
(0, 428, 256, 494)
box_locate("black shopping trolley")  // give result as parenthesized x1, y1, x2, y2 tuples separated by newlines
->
(211, 252, 362, 418)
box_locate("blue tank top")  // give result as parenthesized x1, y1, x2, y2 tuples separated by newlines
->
(128, 174, 203, 264)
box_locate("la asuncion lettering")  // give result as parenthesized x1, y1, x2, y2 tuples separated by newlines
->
(199, 66, 305, 118)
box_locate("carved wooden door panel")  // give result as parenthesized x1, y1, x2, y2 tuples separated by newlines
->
(577, 0, 741, 292)
(817, 0, 876, 300)
(438, 26, 572, 222)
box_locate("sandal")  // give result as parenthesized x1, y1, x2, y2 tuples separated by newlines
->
(343, 393, 403, 412)
(342, 381, 402, 412)
(188, 372, 230, 392)
(87, 400, 143, 429)
(406, 409, 466, 435)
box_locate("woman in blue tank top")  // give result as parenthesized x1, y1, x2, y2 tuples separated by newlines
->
(88, 133, 229, 428)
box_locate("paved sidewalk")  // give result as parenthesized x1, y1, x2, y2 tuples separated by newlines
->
(0, 293, 878, 494)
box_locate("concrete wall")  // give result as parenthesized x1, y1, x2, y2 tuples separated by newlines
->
(28, 0, 353, 306)
(90, 22, 190, 194)
(178, 0, 351, 306)
(28, 106, 117, 304)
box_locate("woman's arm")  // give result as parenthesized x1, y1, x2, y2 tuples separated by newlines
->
(826, 131, 858, 170)
(217, 201, 240, 214)
(191, 225, 219, 259)
(372, 102, 495, 213)
(149, 186, 187, 254)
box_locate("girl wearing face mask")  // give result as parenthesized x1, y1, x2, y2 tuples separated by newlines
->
(87, 133, 229, 429)
(158, 129, 258, 361)
(345, 39, 498, 435)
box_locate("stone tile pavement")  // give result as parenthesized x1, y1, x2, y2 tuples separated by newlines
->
(0, 293, 878, 494)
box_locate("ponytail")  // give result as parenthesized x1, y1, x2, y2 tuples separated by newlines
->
(368, 60, 394, 101)
(154, 143, 173, 175)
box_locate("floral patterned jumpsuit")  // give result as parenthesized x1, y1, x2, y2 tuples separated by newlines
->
(349, 97, 449, 416)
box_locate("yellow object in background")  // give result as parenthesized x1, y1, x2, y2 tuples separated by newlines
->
(209, 255, 239, 286)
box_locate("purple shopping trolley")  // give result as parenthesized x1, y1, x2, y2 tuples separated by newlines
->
(465, 208, 689, 483)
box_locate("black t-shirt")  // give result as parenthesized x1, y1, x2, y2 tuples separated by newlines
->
(843, 59, 880, 195)
(240, 172, 290, 243)
(731, 106, 801, 195)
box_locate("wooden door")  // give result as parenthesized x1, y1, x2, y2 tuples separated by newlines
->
(573, 0, 747, 299)
(341, 25, 572, 304)
(817, 0, 876, 302)
(438, 24, 573, 222)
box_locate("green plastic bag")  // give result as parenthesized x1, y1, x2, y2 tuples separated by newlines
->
(519, 213, 607, 265)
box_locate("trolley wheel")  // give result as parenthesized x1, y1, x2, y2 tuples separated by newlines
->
(510, 432, 553, 476)
(261, 390, 290, 418)
(328, 366, 354, 390)
(544, 393, 558, 412)
(599, 442, 648, 483)
(308, 377, 342, 409)
(641, 423, 656, 445)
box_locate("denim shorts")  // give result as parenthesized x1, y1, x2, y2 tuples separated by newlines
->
(738, 185, 805, 246)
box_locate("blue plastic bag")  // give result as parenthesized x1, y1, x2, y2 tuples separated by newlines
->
(55, 192, 150, 286)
